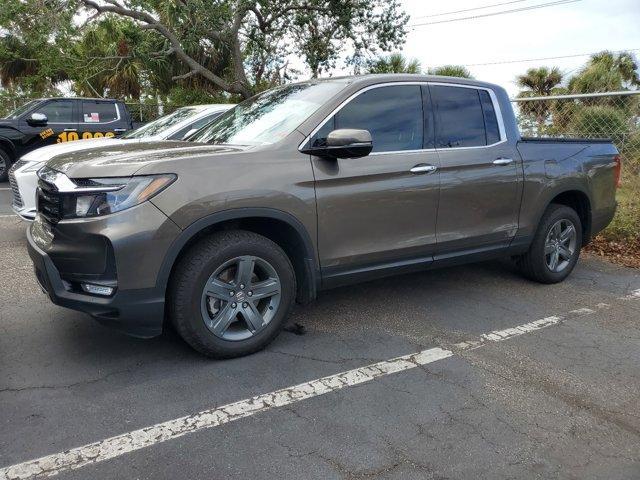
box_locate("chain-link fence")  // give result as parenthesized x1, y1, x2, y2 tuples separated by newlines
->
(124, 103, 186, 124)
(512, 91, 640, 174)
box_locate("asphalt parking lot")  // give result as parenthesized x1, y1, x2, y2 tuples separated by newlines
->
(1, 183, 639, 480)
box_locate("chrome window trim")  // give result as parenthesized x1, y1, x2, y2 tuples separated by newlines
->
(298, 81, 507, 153)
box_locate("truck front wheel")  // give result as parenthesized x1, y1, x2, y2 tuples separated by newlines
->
(0, 148, 10, 182)
(168, 230, 296, 358)
(518, 204, 583, 284)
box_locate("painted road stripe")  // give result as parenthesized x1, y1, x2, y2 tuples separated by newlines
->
(0, 298, 635, 480)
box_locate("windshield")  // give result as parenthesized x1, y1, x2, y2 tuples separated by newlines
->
(189, 82, 347, 146)
(5, 100, 43, 119)
(122, 107, 203, 139)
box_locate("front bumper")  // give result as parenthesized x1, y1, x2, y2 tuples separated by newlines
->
(27, 202, 182, 338)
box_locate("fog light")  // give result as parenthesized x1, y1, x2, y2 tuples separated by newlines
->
(81, 283, 114, 296)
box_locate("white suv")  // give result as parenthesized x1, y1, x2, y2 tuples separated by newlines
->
(10, 104, 233, 220)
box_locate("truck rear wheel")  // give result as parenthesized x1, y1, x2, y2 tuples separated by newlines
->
(169, 230, 296, 358)
(518, 204, 582, 284)
(0, 148, 10, 182)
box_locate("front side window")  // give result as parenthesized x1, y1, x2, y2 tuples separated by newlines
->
(189, 81, 347, 146)
(310, 85, 423, 153)
(81, 101, 118, 123)
(34, 100, 74, 123)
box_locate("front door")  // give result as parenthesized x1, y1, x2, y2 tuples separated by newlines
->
(20, 99, 78, 152)
(429, 84, 521, 255)
(308, 84, 440, 278)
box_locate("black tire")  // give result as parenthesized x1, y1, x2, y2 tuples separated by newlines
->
(169, 230, 296, 358)
(0, 148, 10, 182)
(518, 203, 583, 284)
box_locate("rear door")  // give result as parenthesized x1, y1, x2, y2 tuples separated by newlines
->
(430, 84, 520, 255)
(309, 83, 440, 276)
(78, 100, 127, 140)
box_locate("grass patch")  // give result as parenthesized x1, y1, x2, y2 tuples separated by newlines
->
(585, 175, 640, 268)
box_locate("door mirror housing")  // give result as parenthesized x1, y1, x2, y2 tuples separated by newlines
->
(302, 129, 373, 159)
(27, 112, 48, 126)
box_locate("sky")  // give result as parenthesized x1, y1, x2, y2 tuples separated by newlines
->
(396, 0, 640, 97)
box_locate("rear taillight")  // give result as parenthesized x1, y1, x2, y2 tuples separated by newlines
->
(614, 154, 622, 188)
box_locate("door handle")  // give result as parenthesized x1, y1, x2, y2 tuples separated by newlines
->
(410, 164, 437, 174)
(493, 158, 514, 166)
(63, 128, 77, 132)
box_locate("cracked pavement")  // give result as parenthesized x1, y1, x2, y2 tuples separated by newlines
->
(1, 199, 639, 479)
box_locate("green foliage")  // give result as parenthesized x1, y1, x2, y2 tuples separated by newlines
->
(514, 67, 564, 134)
(599, 178, 640, 242)
(367, 53, 421, 74)
(0, 0, 409, 99)
(427, 65, 473, 78)
(569, 51, 640, 93)
(567, 105, 628, 140)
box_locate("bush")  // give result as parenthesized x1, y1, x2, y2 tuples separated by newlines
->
(567, 105, 628, 140)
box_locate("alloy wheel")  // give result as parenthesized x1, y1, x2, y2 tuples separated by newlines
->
(200, 255, 281, 341)
(544, 219, 577, 273)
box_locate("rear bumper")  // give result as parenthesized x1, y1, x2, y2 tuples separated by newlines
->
(28, 227, 166, 338)
(590, 204, 617, 240)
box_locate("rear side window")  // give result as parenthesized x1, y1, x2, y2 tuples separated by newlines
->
(431, 86, 486, 148)
(34, 100, 74, 123)
(311, 85, 423, 153)
(82, 101, 118, 123)
(479, 90, 501, 145)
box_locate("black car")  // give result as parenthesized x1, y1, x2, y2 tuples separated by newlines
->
(0, 97, 134, 180)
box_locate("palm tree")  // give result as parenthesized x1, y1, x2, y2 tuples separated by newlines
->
(569, 51, 640, 93)
(517, 67, 563, 96)
(427, 65, 473, 78)
(516, 67, 564, 133)
(367, 53, 421, 74)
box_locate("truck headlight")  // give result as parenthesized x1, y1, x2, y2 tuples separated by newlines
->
(61, 174, 176, 218)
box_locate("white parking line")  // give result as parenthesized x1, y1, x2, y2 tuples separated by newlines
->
(0, 187, 11, 191)
(0, 214, 17, 218)
(0, 303, 614, 480)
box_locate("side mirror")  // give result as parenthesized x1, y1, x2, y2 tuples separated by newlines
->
(27, 112, 48, 126)
(302, 129, 373, 159)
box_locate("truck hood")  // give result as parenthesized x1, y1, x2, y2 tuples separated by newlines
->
(46, 141, 245, 178)
(22, 137, 123, 162)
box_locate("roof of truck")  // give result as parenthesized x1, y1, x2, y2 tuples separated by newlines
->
(297, 73, 502, 90)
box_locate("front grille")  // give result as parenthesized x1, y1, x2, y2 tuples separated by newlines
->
(8, 170, 22, 208)
(37, 179, 63, 224)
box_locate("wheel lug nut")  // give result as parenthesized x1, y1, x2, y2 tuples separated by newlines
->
(248, 291, 253, 297)
(231, 302, 237, 308)
(242, 302, 248, 308)
(240, 284, 245, 289)
(229, 291, 235, 296)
